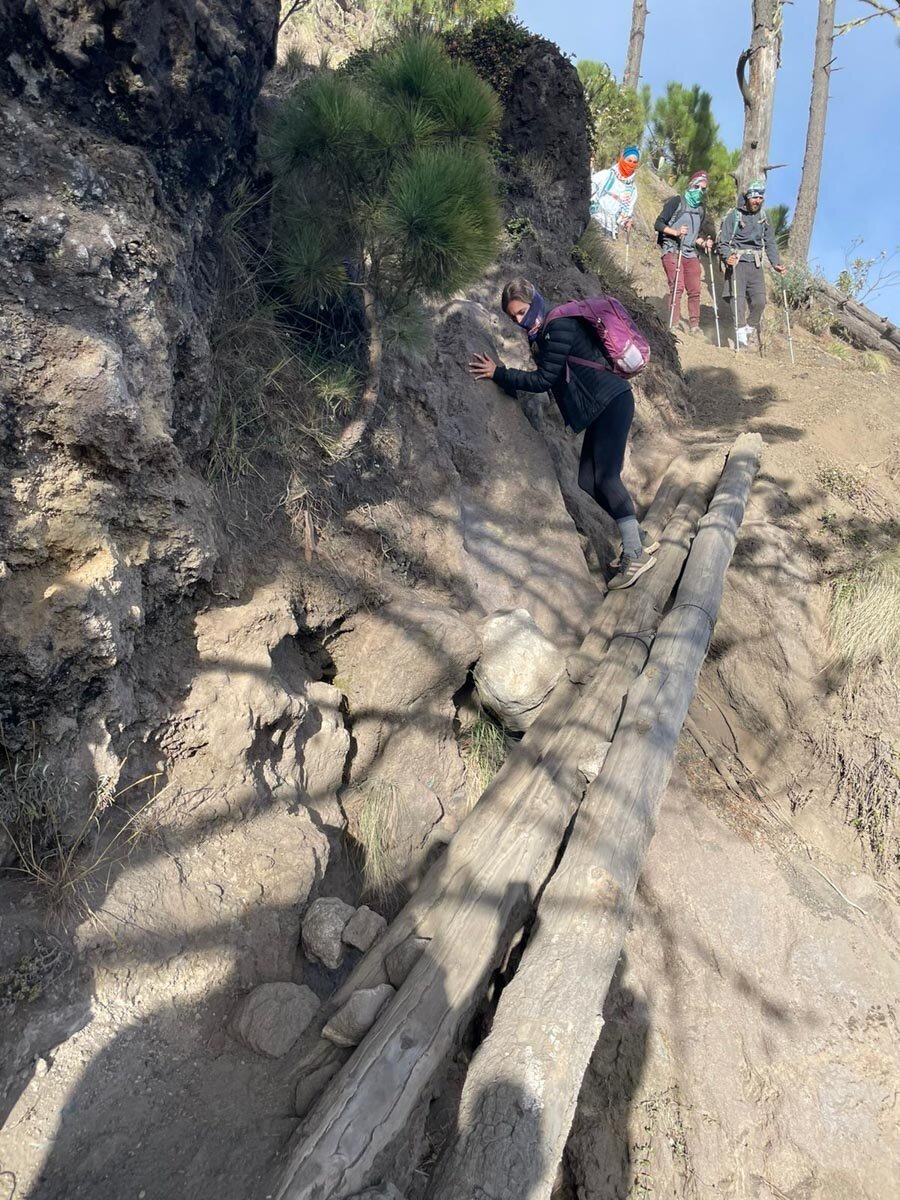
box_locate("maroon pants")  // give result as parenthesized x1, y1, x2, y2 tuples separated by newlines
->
(662, 252, 702, 327)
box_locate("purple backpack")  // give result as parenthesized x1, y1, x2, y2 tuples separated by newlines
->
(545, 296, 651, 378)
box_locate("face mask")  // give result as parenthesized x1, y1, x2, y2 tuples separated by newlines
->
(617, 157, 638, 179)
(684, 187, 705, 208)
(508, 289, 546, 341)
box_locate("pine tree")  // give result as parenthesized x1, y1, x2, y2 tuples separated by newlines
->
(269, 35, 501, 455)
(577, 60, 646, 165)
(648, 83, 719, 179)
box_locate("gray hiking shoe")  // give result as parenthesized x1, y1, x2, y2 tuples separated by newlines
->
(607, 548, 656, 590)
(608, 530, 659, 569)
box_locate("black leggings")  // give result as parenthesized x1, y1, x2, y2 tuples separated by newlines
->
(577, 388, 636, 521)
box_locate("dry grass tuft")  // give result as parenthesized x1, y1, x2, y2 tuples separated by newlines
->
(860, 350, 892, 375)
(462, 714, 507, 811)
(0, 751, 164, 924)
(345, 779, 408, 900)
(829, 548, 900, 672)
(208, 183, 363, 500)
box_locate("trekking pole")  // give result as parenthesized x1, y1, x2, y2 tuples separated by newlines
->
(781, 279, 795, 365)
(625, 227, 631, 272)
(706, 247, 721, 349)
(732, 262, 740, 354)
(668, 243, 684, 331)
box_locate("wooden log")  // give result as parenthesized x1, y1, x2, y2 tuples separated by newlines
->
(281, 455, 700, 1114)
(818, 280, 900, 361)
(426, 432, 763, 1200)
(272, 460, 725, 1199)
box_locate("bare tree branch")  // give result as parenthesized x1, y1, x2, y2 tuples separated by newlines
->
(836, 0, 900, 36)
(279, 0, 313, 31)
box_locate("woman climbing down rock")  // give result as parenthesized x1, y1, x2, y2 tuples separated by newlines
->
(468, 278, 657, 590)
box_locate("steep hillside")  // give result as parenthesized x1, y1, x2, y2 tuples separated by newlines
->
(0, 9, 897, 1200)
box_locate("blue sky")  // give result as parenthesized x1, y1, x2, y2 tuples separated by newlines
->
(515, 0, 900, 323)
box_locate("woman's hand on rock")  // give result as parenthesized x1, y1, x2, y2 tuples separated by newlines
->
(469, 353, 497, 381)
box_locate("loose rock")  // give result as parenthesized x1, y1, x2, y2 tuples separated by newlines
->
(384, 935, 430, 989)
(474, 608, 565, 732)
(342, 906, 387, 953)
(321, 984, 396, 1048)
(229, 982, 319, 1059)
(301, 897, 356, 970)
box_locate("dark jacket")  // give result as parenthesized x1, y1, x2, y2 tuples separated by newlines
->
(655, 196, 716, 258)
(717, 204, 781, 267)
(493, 316, 630, 433)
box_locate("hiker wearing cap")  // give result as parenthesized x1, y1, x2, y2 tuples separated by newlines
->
(717, 179, 786, 347)
(654, 171, 716, 336)
(468, 278, 657, 590)
(590, 147, 641, 241)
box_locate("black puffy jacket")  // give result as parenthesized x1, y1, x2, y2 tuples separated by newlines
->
(493, 316, 631, 433)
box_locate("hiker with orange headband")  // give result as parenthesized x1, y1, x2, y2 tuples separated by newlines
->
(590, 146, 641, 241)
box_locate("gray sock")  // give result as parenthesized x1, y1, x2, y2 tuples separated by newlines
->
(616, 515, 642, 559)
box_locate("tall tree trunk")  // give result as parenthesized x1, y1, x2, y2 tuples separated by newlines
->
(737, 0, 784, 186)
(791, 0, 836, 263)
(622, 0, 649, 90)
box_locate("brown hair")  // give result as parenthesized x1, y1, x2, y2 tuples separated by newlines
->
(500, 277, 534, 312)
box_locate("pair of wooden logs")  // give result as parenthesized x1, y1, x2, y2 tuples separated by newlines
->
(274, 434, 763, 1200)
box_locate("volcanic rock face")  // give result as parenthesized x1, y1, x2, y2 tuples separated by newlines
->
(0, 1, 280, 778)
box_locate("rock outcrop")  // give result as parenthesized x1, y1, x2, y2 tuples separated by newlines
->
(0, 0, 279, 780)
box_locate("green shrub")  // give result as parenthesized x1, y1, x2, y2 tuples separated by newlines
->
(441, 15, 534, 104)
(381, 0, 513, 33)
(504, 214, 537, 251)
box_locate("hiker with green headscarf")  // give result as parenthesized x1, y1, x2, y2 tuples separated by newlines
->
(654, 170, 716, 336)
(717, 178, 785, 348)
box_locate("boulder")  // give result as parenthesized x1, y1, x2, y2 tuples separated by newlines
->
(473, 609, 565, 732)
(322, 984, 396, 1048)
(229, 982, 319, 1059)
(301, 897, 356, 970)
(342, 906, 387, 953)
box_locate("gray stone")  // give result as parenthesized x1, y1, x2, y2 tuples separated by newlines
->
(577, 744, 612, 787)
(342, 906, 387, 953)
(229, 982, 319, 1059)
(321, 984, 396, 1048)
(301, 897, 356, 970)
(384, 936, 430, 989)
(474, 608, 565, 732)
